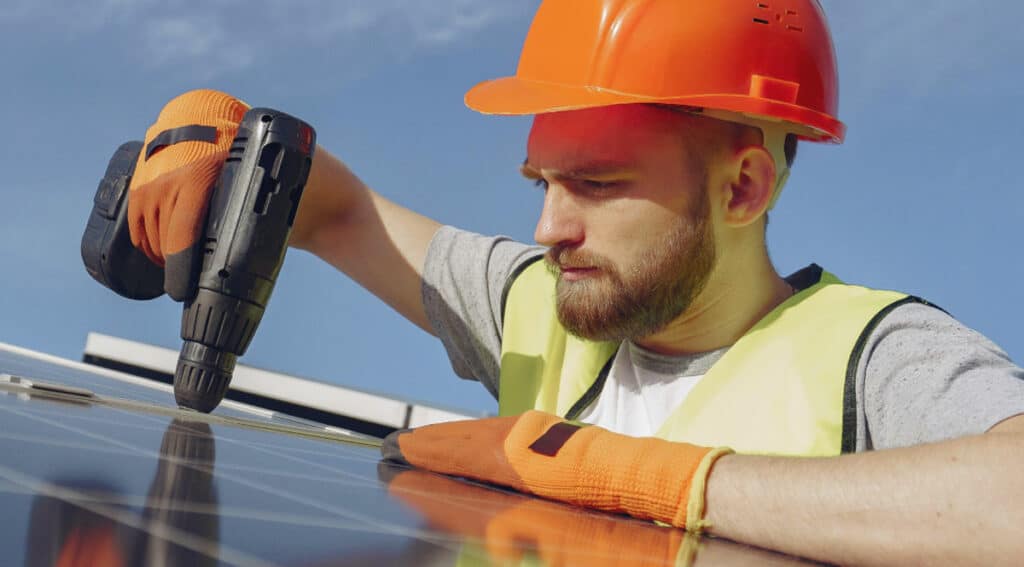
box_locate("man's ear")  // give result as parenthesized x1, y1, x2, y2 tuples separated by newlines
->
(720, 145, 776, 228)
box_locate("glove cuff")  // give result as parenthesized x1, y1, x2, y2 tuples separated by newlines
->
(679, 446, 734, 533)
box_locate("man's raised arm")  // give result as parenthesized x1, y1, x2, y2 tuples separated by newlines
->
(289, 147, 441, 335)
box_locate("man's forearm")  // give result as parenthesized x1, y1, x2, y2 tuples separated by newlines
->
(288, 145, 364, 252)
(288, 146, 441, 334)
(703, 431, 1024, 565)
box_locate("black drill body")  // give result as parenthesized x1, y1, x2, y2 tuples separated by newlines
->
(82, 108, 316, 412)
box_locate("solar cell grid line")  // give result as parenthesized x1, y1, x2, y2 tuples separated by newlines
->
(7, 399, 176, 431)
(0, 382, 393, 507)
(0, 471, 396, 534)
(153, 409, 385, 467)
(0, 428, 152, 461)
(134, 412, 529, 529)
(0, 350, 610, 560)
(0, 402, 378, 509)
(0, 465, 436, 540)
(110, 406, 386, 486)
(213, 432, 384, 465)
(0, 395, 610, 560)
(0, 369, 370, 442)
(0, 413, 470, 564)
(1, 404, 381, 490)
(0, 343, 299, 424)
(0, 364, 167, 406)
(0, 403, 472, 555)
(0, 345, 174, 404)
(0, 464, 276, 567)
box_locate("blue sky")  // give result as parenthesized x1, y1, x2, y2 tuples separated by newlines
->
(0, 1, 1020, 415)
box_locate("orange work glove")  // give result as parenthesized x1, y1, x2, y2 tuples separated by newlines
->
(381, 410, 733, 533)
(127, 89, 249, 300)
(386, 467, 690, 567)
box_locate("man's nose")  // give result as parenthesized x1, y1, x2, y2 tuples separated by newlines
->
(534, 183, 584, 248)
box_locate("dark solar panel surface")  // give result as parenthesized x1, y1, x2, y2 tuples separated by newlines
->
(0, 345, 819, 566)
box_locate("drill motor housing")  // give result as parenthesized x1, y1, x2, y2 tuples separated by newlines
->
(82, 108, 316, 412)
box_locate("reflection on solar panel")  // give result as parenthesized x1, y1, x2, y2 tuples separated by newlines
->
(0, 342, 820, 566)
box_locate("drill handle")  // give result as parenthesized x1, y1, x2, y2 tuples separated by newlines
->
(173, 108, 315, 413)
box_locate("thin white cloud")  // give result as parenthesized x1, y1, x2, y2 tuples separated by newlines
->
(140, 16, 253, 78)
(0, 0, 158, 32)
(396, 0, 509, 45)
(2, 0, 531, 77)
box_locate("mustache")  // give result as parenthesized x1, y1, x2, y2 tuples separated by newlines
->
(544, 246, 611, 272)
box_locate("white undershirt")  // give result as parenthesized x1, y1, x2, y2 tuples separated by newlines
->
(576, 341, 727, 437)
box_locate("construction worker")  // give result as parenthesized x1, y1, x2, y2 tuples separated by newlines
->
(126, 1, 1024, 563)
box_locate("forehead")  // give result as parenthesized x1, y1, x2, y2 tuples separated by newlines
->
(526, 104, 688, 168)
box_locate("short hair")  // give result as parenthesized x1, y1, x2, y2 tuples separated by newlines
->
(654, 103, 798, 169)
(784, 133, 798, 168)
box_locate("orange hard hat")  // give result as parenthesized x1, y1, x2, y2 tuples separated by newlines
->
(465, 0, 844, 143)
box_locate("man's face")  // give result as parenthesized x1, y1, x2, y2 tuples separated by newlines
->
(523, 105, 718, 342)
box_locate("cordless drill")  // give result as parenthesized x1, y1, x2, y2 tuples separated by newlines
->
(82, 108, 316, 412)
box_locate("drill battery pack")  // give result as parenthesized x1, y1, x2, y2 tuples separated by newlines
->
(81, 141, 164, 299)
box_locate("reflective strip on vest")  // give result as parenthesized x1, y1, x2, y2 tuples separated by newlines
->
(498, 261, 907, 457)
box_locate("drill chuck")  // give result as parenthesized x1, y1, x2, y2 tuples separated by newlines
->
(174, 343, 237, 414)
(174, 287, 262, 411)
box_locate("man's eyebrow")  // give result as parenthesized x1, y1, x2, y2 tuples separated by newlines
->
(520, 160, 542, 179)
(520, 159, 636, 180)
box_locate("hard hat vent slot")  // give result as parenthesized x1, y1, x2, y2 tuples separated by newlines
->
(754, 2, 801, 31)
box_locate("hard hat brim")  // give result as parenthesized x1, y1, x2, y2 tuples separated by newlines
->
(464, 76, 845, 143)
(465, 77, 643, 116)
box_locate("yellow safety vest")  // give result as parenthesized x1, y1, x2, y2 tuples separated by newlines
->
(498, 261, 924, 456)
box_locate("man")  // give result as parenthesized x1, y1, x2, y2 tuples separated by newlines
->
(126, 0, 1024, 564)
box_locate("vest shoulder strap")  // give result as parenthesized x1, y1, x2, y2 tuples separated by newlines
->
(655, 273, 908, 455)
(498, 259, 616, 416)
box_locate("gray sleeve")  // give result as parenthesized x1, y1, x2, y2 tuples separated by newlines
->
(855, 302, 1024, 451)
(421, 225, 544, 399)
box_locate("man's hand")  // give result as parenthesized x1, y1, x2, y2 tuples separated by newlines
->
(381, 410, 732, 531)
(127, 89, 248, 300)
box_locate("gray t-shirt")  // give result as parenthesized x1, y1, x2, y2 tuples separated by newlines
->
(422, 225, 1024, 451)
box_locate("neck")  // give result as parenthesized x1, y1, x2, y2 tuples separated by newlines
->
(635, 247, 791, 356)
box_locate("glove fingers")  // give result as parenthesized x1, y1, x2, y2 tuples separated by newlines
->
(142, 187, 164, 265)
(126, 89, 246, 282)
(381, 416, 526, 491)
(164, 247, 199, 301)
(127, 182, 160, 266)
(381, 428, 413, 465)
(162, 152, 224, 301)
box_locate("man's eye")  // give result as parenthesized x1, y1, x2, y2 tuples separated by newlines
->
(533, 178, 549, 190)
(580, 179, 618, 190)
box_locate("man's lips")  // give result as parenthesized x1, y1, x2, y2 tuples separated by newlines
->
(546, 249, 604, 281)
(559, 266, 599, 281)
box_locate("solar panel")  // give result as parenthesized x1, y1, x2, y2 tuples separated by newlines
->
(0, 342, 819, 566)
